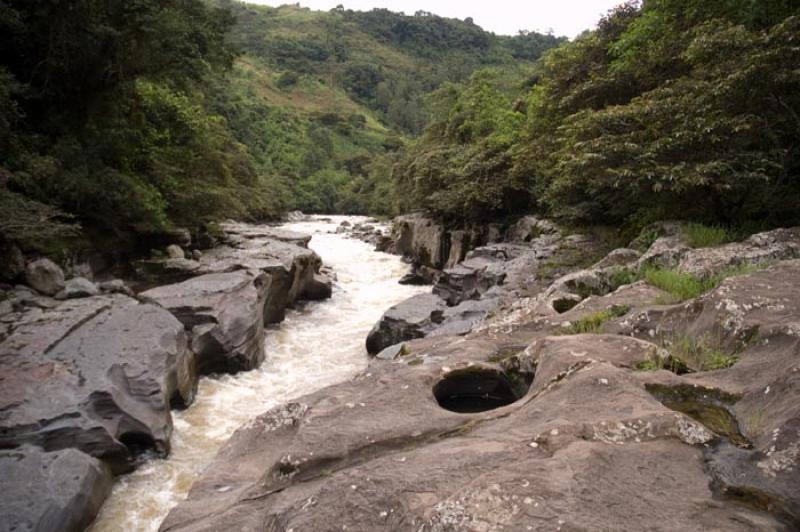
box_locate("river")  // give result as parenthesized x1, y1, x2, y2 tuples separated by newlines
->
(89, 216, 425, 531)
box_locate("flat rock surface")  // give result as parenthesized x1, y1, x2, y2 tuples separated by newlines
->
(0, 294, 193, 474)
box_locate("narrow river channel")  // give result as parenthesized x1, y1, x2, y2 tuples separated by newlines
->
(90, 216, 425, 531)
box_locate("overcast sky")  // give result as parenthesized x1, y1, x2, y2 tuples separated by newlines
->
(245, 0, 626, 38)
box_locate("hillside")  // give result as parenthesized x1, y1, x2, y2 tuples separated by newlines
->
(214, 2, 564, 215)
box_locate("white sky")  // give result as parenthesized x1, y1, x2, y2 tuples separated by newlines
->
(245, 0, 626, 38)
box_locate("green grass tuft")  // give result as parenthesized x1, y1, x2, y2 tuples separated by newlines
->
(683, 223, 730, 248)
(644, 268, 713, 301)
(666, 334, 737, 371)
(562, 305, 631, 334)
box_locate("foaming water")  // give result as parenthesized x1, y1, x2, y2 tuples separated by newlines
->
(90, 216, 424, 531)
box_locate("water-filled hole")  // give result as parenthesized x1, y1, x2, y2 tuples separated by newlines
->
(433, 368, 529, 414)
(646, 384, 750, 448)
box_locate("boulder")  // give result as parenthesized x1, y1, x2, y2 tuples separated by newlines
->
(394, 213, 448, 269)
(0, 446, 112, 532)
(366, 293, 447, 354)
(141, 271, 269, 375)
(506, 214, 560, 242)
(164, 228, 192, 248)
(302, 273, 333, 301)
(55, 277, 99, 300)
(24, 258, 65, 296)
(166, 245, 185, 260)
(0, 295, 195, 474)
(398, 271, 430, 286)
(98, 279, 134, 296)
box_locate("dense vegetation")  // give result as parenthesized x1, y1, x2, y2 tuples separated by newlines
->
(0, 1, 561, 255)
(0, 0, 278, 254)
(397, 0, 800, 230)
(3, 0, 798, 259)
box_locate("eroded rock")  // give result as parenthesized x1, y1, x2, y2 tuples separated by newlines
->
(0, 446, 112, 532)
(0, 294, 194, 474)
(141, 271, 268, 374)
(366, 293, 447, 354)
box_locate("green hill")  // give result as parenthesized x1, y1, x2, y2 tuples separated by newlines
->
(213, 2, 563, 215)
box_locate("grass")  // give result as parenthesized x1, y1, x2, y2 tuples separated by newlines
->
(643, 262, 769, 303)
(644, 268, 714, 302)
(562, 305, 631, 334)
(666, 334, 737, 371)
(683, 223, 730, 248)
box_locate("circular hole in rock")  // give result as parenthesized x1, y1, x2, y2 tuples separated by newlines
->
(433, 368, 529, 414)
(552, 297, 580, 314)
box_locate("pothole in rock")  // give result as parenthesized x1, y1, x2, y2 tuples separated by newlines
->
(552, 297, 580, 314)
(646, 384, 751, 448)
(434, 367, 532, 414)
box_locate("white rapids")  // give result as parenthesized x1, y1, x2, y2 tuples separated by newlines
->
(89, 215, 425, 531)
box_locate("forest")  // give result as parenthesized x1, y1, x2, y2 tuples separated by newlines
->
(1, 0, 798, 258)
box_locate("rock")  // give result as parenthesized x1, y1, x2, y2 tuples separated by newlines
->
(0, 446, 112, 532)
(506, 215, 560, 242)
(285, 210, 306, 222)
(339, 220, 352, 227)
(164, 228, 192, 248)
(0, 242, 25, 282)
(398, 271, 430, 286)
(394, 213, 448, 269)
(677, 227, 800, 278)
(592, 247, 641, 269)
(366, 293, 447, 354)
(192, 249, 203, 261)
(629, 221, 684, 251)
(55, 277, 99, 300)
(375, 343, 408, 361)
(166, 245, 185, 260)
(24, 258, 65, 296)
(161, 330, 783, 531)
(141, 271, 269, 375)
(0, 295, 195, 474)
(98, 279, 134, 296)
(302, 273, 333, 301)
(443, 229, 471, 269)
(134, 258, 201, 284)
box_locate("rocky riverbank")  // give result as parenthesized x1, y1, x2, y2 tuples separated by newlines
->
(162, 215, 800, 531)
(0, 221, 333, 531)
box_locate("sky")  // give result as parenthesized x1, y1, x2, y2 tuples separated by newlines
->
(245, 0, 625, 38)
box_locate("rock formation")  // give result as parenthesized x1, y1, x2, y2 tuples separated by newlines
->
(163, 223, 800, 531)
(0, 221, 333, 530)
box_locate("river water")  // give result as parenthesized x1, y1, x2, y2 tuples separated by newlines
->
(90, 216, 424, 531)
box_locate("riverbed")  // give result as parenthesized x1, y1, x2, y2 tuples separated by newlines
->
(90, 216, 425, 531)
